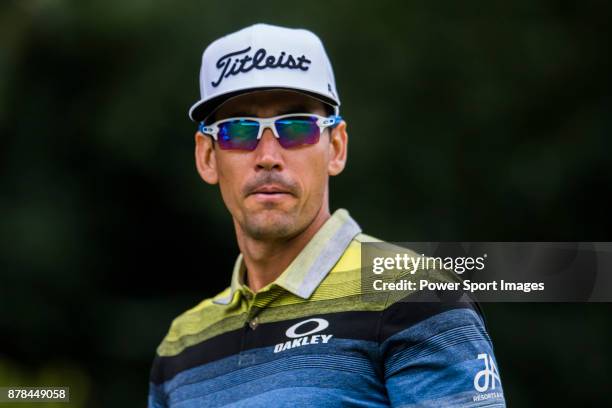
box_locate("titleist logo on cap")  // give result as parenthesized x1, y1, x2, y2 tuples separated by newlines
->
(212, 46, 312, 88)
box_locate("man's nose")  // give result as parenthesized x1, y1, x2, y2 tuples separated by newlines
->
(254, 127, 284, 171)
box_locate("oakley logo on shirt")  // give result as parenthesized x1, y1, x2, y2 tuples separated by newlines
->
(274, 318, 333, 353)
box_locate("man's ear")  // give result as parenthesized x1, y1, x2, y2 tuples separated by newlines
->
(327, 120, 348, 176)
(195, 132, 219, 184)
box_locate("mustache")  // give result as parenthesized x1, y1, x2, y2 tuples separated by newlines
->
(242, 172, 300, 197)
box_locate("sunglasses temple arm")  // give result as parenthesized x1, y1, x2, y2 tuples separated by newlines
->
(198, 123, 219, 140)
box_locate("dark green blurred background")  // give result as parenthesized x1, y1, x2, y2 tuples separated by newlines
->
(1, 0, 611, 406)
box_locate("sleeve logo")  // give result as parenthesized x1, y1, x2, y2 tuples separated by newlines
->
(474, 353, 501, 392)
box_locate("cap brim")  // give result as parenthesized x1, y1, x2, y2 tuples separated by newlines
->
(188, 86, 339, 122)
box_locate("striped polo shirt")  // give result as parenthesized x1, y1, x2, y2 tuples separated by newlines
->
(148, 209, 506, 407)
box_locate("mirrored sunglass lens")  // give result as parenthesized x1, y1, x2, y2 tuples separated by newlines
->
(218, 119, 260, 150)
(275, 116, 320, 148)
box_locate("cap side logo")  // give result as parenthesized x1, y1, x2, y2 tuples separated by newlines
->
(211, 46, 312, 88)
(327, 83, 336, 98)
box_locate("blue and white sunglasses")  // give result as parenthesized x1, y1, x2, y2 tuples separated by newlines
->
(198, 113, 342, 151)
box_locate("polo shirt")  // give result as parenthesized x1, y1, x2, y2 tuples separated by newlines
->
(148, 209, 506, 407)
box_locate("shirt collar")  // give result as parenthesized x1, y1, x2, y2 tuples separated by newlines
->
(213, 208, 361, 305)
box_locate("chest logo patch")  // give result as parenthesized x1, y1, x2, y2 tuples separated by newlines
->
(274, 318, 333, 353)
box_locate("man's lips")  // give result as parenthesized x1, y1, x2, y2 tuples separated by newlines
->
(248, 184, 293, 196)
(247, 184, 295, 204)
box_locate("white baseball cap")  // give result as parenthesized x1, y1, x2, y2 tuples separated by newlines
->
(188, 23, 340, 122)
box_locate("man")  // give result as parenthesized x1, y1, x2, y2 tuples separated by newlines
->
(148, 23, 506, 407)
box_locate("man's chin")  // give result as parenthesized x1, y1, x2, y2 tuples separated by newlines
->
(241, 209, 298, 240)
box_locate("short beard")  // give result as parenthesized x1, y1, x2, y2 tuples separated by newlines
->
(240, 209, 298, 241)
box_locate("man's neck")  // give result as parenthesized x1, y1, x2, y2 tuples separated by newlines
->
(235, 206, 331, 293)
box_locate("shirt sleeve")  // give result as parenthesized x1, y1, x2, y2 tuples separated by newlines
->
(379, 291, 506, 407)
(147, 355, 168, 408)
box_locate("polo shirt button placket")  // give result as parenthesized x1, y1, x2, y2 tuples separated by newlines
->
(238, 292, 260, 366)
(244, 292, 257, 328)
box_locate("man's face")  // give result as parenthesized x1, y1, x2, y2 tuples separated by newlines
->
(195, 90, 347, 241)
